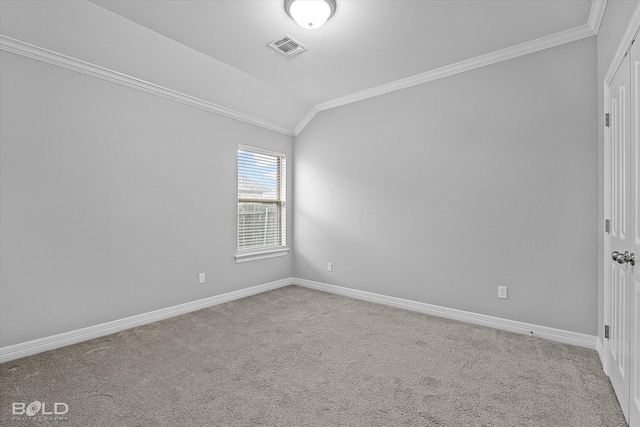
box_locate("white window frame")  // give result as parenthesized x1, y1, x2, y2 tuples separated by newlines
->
(235, 144, 289, 263)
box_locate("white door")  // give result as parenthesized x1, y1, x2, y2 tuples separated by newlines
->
(608, 35, 640, 427)
(609, 48, 632, 422)
(629, 35, 640, 427)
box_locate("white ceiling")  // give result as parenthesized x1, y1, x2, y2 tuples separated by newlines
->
(90, 0, 592, 108)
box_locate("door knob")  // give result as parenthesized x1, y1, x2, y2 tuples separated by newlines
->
(612, 251, 636, 266)
(612, 251, 625, 263)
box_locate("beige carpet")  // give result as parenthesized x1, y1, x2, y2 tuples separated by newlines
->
(0, 285, 627, 426)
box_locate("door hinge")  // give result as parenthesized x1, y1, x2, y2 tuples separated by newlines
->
(605, 325, 610, 339)
(605, 113, 610, 127)
(605, 219, 611, 234)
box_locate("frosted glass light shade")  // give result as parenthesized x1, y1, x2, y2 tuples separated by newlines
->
(285, 0, 336, 30)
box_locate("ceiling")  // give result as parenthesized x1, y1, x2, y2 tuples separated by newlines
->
(0, 0, 584, 133)
(90, 0, 593, 105)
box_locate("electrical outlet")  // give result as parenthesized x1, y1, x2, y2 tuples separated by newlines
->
(498, 286, 507, 299)
(327, 263, 333, 272)
(198, 273, 205, 284)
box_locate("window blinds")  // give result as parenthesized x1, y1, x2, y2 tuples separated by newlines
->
(237, 146, 286, 252)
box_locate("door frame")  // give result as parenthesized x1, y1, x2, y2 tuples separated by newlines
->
(602, 5, 640, 378)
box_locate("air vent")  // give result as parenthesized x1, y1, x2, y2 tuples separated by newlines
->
(268, 35, 308, 57)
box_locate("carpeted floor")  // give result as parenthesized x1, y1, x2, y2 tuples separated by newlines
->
(0, 285, 627, 426)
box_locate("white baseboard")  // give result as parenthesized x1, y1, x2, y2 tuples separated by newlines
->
(0, 278, 293, 363)
(293, 278, 597, 349)
(1, 277, 598, 363)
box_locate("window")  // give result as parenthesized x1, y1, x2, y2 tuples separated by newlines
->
(235, 145, 288, 263)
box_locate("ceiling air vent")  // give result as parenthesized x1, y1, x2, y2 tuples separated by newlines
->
(268, 35, 308, 57)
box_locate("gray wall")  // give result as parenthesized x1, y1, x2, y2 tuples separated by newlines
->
(294, 37, 598, 335)
(3, 1, 630, 349)
(0, 51, 293, 347)
(596, 0, 639, 347)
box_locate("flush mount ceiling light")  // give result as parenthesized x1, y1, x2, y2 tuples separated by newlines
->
(285, 0, 336, 30)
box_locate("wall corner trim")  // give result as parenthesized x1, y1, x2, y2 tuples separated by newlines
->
(0, 35, 296, 137)
(293, 278, 598, 350)
(0, 278, 293, 363)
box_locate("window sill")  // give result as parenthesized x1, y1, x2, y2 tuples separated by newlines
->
(235, 247, 290, 264)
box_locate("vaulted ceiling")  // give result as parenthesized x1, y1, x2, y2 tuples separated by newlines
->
(1, 0, 603, 135)
(91, 0, 594, 104)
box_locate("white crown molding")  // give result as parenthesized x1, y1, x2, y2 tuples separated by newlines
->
(588, 0, 608, 34)
(293, 0, 605, 133)
(293, 278, 597, 349)
(0, 1, 609, 139)
(313, 24, 596, 114)
(293, 106, 319, 136)
(0, 278, 293, 363)
(0, 35, 296, 137)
